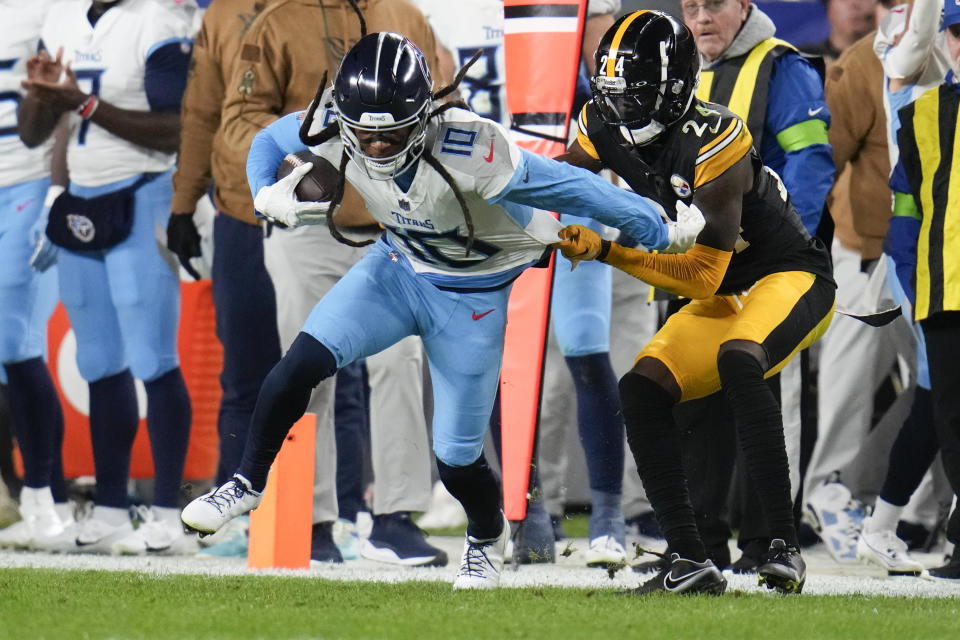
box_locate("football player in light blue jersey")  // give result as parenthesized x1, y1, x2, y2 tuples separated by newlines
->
(18, 0, 194, 555)
(0, 0, 72, 552)
(181, 31, 703, 590)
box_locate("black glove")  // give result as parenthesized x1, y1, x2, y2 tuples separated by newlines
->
(167, 212, 203, 280)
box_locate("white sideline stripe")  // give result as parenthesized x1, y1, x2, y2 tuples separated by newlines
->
(3, 541, 960, 598)
(504, 17, 579, 34)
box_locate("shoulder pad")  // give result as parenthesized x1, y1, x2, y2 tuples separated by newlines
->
(679, 103, 753, 187)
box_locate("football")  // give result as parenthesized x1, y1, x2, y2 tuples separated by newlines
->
(275, 150, 340, 202)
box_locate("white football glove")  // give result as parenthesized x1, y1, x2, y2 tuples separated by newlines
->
(662, 200, 705, 253)
(253, 162, 331, 228)
(29, 184, 64, 272)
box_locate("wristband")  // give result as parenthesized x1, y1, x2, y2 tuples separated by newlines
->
(597, 239, 612, 262)
(76, 95, 99, 120)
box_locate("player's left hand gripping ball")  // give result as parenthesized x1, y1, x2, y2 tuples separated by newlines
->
(552, 224, 603, 270)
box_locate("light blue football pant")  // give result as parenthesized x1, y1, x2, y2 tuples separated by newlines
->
(56, 170, 180, 383)
(301, 238, 511, 468)
(0, 177, 58, 375)
(264, 224, 432, 524)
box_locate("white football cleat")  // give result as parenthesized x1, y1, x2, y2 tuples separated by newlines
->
(0, 486, 68, 550)
(802, 479, 865, 563)
(453, 512, 509, 590)
(181, 475, 262, 535)
(113, 506, 198, 555)
(585, 535, 627, 568)
(73, 506, 135, 554)
(857, 527, 924, 576)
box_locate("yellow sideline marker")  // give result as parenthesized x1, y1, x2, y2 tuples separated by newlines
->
(248, 413, 316, 569)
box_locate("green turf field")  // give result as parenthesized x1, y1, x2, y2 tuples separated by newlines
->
(2, 568, 958, 639)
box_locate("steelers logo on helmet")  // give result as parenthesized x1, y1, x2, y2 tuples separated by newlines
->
(592, 10, 700, 146)
(334, 32, 433, 180)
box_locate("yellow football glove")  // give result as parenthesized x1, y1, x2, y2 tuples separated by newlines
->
(552, 224, 605, 270)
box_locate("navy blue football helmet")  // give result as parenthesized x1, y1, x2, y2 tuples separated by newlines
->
(334, 32, 434, 179)
(593, 11, 700, 145)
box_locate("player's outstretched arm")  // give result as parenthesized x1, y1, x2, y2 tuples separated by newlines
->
(497, 149, 671, 250)
(552, 154, 752, 298)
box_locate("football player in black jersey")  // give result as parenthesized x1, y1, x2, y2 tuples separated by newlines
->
(553, 10, 836, 595)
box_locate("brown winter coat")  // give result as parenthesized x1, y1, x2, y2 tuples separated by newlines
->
(172, 0, 441, 225)
(824, 31, 892, 261)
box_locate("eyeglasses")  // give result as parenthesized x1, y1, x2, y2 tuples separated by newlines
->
(680, 0, 729, 18)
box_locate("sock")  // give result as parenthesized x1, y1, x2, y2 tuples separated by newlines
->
(49, 409, 67, 504)
(565, 353, 625, 494)
(144, 368, 192, 508)
(3, 358, 64, 491)
(880, 387, 938, 506)
(589, 489, 625, 545)
(152, 505, 182, 526)
(92, 505, 130, 527)
(867, 498, 903, 534)
(619, 371, 706, 562)
(436, 456, 503, 540)
(239, 333, 338, 491)
(717, 350, 798, 548)
(54, 502, 73, 523)
(334, 360, 368, 523)
(89, 371, 139, 508)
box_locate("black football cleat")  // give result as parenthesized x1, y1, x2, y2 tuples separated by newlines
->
(758, 538, 806, 594)
(626, 553, 727, 595)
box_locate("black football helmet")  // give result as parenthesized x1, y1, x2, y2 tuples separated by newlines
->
(334, 32, 433, 180)
(592, 10, 700, 145)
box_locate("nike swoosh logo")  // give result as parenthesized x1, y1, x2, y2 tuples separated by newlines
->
(483, 140, 495, 163)
(16, 198, 34, 212)
(663, 566, 713, 591)
(472, 309, 495, 321)
(807, 106, 824, 117)
(75, 537, 101, 547)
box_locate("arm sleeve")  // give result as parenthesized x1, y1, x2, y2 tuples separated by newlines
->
(245, 111, 309, 199)
(144, 39, 192, 112)
(493, 149, 670, 251)
(171, 17, 223, 213)
(601, 242, 732, 299)
(767, 54, 834, 235)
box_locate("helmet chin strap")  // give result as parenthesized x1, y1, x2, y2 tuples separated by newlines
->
(619, 120, 665, 146)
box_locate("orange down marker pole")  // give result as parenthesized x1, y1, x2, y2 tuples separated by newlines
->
(248, 413, 317, 569)
(501, 0, 587, 521)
